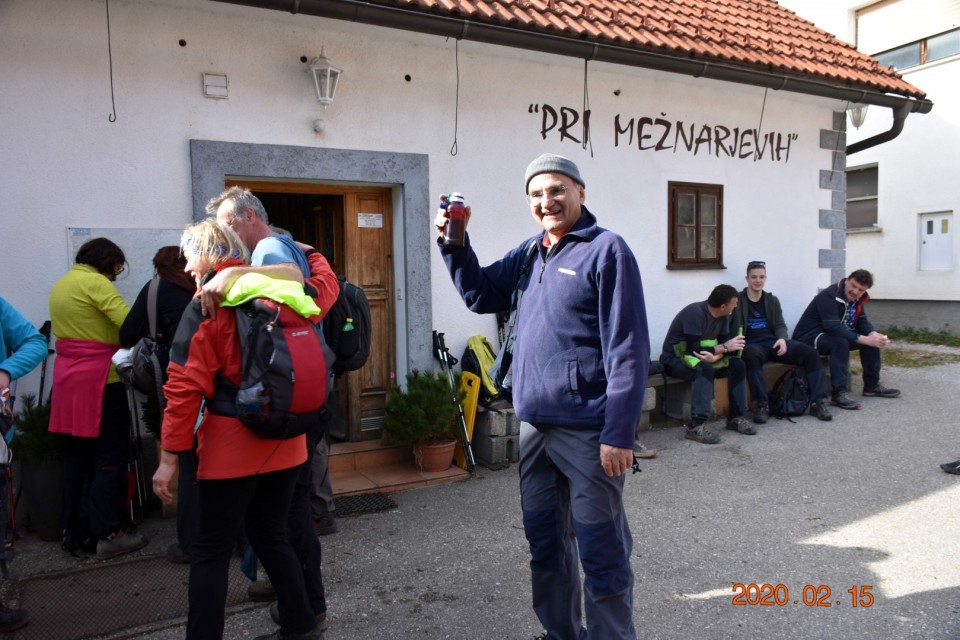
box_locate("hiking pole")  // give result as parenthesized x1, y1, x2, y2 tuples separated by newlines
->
(432, 331, 475, 473)
(38, 321, 52, 403)
(124, 384, 147, 520)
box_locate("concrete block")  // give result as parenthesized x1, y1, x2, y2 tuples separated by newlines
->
(641, 387, 657, 411)
(473, 433, 519, 469)
(474, 408, 520, 437)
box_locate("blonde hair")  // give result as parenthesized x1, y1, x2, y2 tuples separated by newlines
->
(180, 219, 250, 265)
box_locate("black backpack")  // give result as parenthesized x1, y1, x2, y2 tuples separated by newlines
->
(323, 276, 372, 376)
(123, 279, 169, 402)
(769, 367, 811, 419)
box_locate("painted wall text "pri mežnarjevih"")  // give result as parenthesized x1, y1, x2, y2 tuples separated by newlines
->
(529, 104, 800, 163)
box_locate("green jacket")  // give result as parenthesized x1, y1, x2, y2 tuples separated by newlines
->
(731, 289, 789, 341)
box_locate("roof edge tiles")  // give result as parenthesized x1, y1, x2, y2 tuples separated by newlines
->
(220, 0, 930, 108)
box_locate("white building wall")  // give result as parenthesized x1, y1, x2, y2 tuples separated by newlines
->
(784, 0, 960, 319)
(844, 59, 960, 302)
(2, 0, 840, 373)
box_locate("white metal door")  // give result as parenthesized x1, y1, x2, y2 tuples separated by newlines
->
(919, 211, 953, 270)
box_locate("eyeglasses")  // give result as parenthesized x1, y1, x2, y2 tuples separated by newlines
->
(115, 264, 125, 276)
(747, 261, 766, 269)
(528, 184, 568, 204)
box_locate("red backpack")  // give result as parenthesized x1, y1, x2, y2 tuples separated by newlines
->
(214, 299, 330, 439)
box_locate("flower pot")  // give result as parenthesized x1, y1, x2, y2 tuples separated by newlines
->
(19, 460, 63, 541)
(412, 439, 456, 473)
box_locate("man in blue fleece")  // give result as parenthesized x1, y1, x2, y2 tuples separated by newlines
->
(435, 154, 649, 640)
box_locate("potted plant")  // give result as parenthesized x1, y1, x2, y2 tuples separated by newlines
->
(13, 393, 63, 541)
(383, 369, 462, 472)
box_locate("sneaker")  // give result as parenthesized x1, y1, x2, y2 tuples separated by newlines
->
(62, 534, 97, 558)
(752, 403, 769, 425)
(940, 460, 960, 475)
(863, 384, 900, 398)
(685, 420, 720, 444)
(809, 398, 833, 421)
(166, 542, 190, 564)
(0, 605, 29, 632)
(632, 442, 658, 458)
(270, 602, 330, 632)
(248, 578, 277, 602)
(725, 417, 757, 435)
(96, 531, 148, 560)
(313, 513, 338, 536)
(831, 392, 861, 410)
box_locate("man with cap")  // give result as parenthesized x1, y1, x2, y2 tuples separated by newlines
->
(435, 154, 649, 640)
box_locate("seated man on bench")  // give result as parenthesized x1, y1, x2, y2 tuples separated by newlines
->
(792, 268, 900, 410)
(731, 260, 832, 424)
(660, 284, 753, 444)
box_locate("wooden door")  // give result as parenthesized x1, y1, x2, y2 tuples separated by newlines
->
(226, 180, 395, 441)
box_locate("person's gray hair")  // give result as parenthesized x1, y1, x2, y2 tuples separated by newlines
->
(206, 186, 269, 224)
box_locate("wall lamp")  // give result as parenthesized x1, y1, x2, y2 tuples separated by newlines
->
(308, 47, 341, 108)
(848, 103, 869, 129)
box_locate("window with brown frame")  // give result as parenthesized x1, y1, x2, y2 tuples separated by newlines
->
(667, 181, 723, 268)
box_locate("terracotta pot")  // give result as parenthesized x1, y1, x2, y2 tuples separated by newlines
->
(412, 439, 456, 472)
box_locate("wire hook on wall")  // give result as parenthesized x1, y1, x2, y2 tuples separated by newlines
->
(105, 0, 118, 123)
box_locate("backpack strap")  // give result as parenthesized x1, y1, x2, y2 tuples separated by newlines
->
(145, 278, 168, 410)
(146, 278, 160, 339)
(503, 240, 538, 341)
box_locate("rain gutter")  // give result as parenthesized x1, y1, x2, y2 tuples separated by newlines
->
(215, 0, 934, 153)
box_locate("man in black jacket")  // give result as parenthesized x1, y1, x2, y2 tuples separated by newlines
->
(792, 269, 900, 410)
(731, 261, 831, 423)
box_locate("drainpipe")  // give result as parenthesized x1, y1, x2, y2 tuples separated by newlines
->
(846, 102, 914, 155)
(216, 0, 934, 149)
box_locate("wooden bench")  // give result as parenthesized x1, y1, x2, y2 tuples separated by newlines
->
(640, 357, 830, 431)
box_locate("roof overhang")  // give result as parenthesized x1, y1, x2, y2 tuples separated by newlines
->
(215, 0, 933, 116)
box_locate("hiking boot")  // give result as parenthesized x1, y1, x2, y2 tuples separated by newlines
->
(166, 542, 190, 564)
(313, 513, 338, 536)
(941, 460, 960, 475)
(253, 627, 321, 640)
(96, 531, 148, 560)
(752, 403, 769, 425)
(248, 578, 277, 602)
(270, 602, 330, 632)
(632, 441, 658, 459)
(684, 420, 720, 444)
(863, 384, 900, 398)
(0, 605, 29, 633)
(725, 417, 757, 435)
(831, 392, 861, 410)
(809, 398, 833, 421)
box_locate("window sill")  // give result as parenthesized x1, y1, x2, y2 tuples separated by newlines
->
(846, 225, 882, 235)
(666, 264, 727, 271)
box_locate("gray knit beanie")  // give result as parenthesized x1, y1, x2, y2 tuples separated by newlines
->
(524, 154, 585, 193)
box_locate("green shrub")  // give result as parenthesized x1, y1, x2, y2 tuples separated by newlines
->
(383, 369, 461, 446)
(13, 393, 61, 464)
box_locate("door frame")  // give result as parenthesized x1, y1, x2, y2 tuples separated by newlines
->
(189, 139, 433, 383)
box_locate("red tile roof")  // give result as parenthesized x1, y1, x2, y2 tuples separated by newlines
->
(373, 0, 926, 99)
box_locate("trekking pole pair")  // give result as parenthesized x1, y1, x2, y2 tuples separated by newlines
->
(432, 331, 475, 473)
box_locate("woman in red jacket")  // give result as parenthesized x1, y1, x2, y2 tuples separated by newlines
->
(152, 220, 320, 640)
